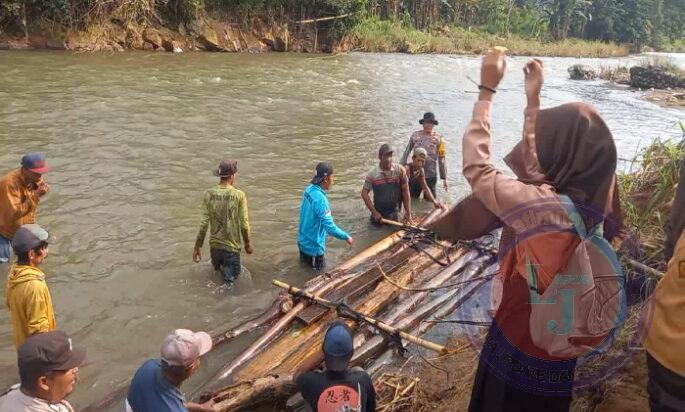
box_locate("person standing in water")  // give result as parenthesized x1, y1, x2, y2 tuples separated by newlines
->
(400, 112, 448, 198)
(193, 160, 252, 287)
(403, 147, 445, 210)
(361, 144, 412, 224)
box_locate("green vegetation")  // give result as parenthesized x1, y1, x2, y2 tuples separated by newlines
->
(0, 0, 683, 53)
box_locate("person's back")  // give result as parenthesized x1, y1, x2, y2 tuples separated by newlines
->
(127, 359, 188, 412)
(203, 184, 247, 253)
(297, 368, 376, 412)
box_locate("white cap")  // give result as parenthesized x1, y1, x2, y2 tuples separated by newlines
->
(160, 329, 213, 367)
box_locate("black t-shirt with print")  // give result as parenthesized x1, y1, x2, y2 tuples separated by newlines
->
(296, 368, 377, 412)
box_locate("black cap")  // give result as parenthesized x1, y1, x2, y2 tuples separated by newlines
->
(311, 162, 333, 184)
(419, 112, 438, 125)
(214, 160, 238, 177)
(18, 331, 86, 375)
(378, 144, 393, 158)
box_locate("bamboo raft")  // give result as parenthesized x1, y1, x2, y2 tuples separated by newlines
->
(85, 209, 499, 411)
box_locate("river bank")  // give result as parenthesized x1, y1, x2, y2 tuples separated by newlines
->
(0, 17, 631, 57)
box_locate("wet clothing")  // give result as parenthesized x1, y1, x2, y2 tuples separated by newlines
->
(363, 164, 407, 219)
(0, 169, 42, 240)
(405, 164, 435, 198)
(400, 130, 447, 181)
(211, 248, 241, 283)
(646, 230, 685, 377)
(298, 184, 349, 257)
(6, 264, 57, 348)
(296, 368, 377, 412)
(646, 351, 685, 412)
(300, 250, 326, 271)
(0, 385, 74, 412)
(195, 184, 250, 254)
(127, 359, 188, 412)
(0, 235, 10, 263)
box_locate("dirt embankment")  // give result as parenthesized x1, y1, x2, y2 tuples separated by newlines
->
(0, 17, 345, 53)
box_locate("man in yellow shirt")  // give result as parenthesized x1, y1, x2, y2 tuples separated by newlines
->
(0, 153, 51, 263)
(6, 224, 56, 348)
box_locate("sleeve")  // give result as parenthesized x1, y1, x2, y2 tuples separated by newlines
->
(315, 194, 349, 240)
(239, 192, 251, 236)
(0, 180, 37, 221)
(462, 101, 551, 226)
(438, 136, 447, 180)
(399, 134, 415, 166)
(364, 374, 377, 412)
(25, 284, 51, 336)
(363, 172, 374, 192)
(194, 191, 210, 248)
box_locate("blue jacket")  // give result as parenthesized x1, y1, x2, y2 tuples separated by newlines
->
(298, 184, 349, 256)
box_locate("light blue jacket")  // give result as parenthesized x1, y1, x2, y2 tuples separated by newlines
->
(298, 184, 349, 256)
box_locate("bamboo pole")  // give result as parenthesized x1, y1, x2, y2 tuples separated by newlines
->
(273, 280, 448, 354)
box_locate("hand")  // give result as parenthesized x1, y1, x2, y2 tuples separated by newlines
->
(245, 242, 253, 254)
(442, 179, 448, 191)
(35, 182, 49, 198)
(524, 58, 544, 104)
(434, 201, 446, 210)
(371, 211, 383, 223)
(402, 212, 413, 224)
(480, 48, 507, 94)
(192, 247, 201, 263)
(346, 236, 354, 247)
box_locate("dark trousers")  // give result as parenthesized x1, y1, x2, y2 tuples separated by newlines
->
(210, 248, 241, 283)
(299, 250, 326, 271)
(647, 352, 685, 412)
(409, 176, 437, 198)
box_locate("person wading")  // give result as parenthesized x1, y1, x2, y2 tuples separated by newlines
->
(193, 160, 252, 287)
(298, 162, 354, 271)
(0, 331, 86, 412)
(403, 147, 445, 210)
(429, 51, 624, 412)
(0, 153, 50, 263)
(361, 144, 412, 224)
(644, 158, 685, 412)
(400, 112, 447, 198)
(6, 224, 57, 348)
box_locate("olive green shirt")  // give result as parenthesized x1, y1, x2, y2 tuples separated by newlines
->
(195, 184, 250, 253)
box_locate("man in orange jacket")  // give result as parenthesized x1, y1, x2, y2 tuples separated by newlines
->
(0, 153, 51, 263)
(6, 224, 57, 348)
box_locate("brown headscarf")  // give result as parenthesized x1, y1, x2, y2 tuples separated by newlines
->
(430, 102, 623, 241)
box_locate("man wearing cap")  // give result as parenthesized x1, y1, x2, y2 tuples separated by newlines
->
(294, 320, 377, 412)
(193, 159, 252, 286)
(6, 224, 57, 348)
(298, 162, 354, 271)
(126, 329, 215, 412)
(404, 148, 444, 210)
(400, 112, 448, 198)
(361, 144, 412, 224)
(0, 153, 51, 263)
(0, 330, 85, 412)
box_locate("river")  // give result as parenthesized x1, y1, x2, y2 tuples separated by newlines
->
(0, 51, 683, 409)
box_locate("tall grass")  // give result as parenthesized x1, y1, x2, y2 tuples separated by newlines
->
(348, 16, 630, 57)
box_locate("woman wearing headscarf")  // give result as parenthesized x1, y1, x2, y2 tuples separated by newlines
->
(644, 158, 685, 411)
(429, 51, 625, 411)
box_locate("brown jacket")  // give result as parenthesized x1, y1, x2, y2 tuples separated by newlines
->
(0, 169, 40, 239)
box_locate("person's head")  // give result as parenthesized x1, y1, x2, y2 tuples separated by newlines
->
(322, 320, 354, 372)
(160, 329, 213, 386)
(20, 152, 50, 184)
(411, 147, 428, 169)
(311, 162, 334, 190)
(12, 224, 51, 266)
(378, 144, 394, 170)
(18, 331, 85, 402)
(214, 159, 238, 184)
(419, 112, 438, 133)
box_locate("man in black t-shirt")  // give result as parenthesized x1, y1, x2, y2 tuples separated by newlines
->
(294, 320, 377, 412)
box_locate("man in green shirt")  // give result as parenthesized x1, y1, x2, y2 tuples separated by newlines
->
(193, 160, 252, 286)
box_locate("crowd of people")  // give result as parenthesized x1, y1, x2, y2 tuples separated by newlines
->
(1, 49, 683, 412)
